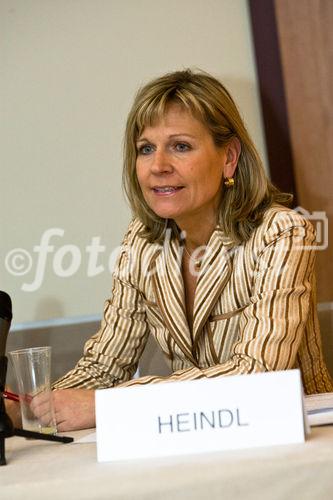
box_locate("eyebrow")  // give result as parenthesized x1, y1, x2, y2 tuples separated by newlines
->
(136, 133, 196, 143)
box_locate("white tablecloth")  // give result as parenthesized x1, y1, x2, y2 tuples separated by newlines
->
(1, 426, 333, 499)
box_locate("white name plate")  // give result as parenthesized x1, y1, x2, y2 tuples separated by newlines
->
(96, 369, 305, 462)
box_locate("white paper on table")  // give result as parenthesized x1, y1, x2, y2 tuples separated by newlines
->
(74, 432, 96, 443)
(304, 392, 333, 426)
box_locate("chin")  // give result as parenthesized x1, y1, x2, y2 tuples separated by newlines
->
(153, 210, 179, 220)
(148, 203, 183, 221)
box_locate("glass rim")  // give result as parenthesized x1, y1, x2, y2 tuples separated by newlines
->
(9, 346, 52, 356)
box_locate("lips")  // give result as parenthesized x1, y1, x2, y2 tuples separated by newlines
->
(152, 186, 184, 194)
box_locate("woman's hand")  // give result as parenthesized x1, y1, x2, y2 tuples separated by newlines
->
(31, 388, 96, 432)
(54, 389, 96, 431)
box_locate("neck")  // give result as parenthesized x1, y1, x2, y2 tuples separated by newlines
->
(178, 219, 217, 252)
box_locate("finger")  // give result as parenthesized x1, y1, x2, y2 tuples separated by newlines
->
(30, 397, 53, 416)
(56, 419, 77, 432)
(32, 406, 55, 427)
(56, 421, 68, 432)
(30, 393, 56, 428)
(30, 391, 51, 411)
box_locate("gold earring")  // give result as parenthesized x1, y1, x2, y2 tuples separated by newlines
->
(224, 177, 234, 188)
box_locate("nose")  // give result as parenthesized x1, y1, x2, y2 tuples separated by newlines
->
(150, 149, 173, 174)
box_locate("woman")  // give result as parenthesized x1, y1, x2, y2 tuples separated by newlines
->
(35, 69, 333, 430)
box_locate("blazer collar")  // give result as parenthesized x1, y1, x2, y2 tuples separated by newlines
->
(151, 227, 233, 362)
(192, 228, 233, 347)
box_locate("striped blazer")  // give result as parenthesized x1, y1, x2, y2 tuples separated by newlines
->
(54, 206, 333, 394)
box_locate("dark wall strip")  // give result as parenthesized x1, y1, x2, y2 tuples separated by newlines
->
(248, 0, 297, 203)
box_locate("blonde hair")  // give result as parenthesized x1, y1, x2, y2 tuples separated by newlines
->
(122, 68, 292, 244)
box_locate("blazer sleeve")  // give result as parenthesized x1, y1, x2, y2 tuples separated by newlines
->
(53, 247, 150, 390)
(119, 213, 318, 387)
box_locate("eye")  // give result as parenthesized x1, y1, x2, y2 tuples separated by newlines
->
(175, 142, 191, 152)
(137, 144, 154, 155)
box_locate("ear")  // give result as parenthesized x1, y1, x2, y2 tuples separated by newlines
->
(223, 137, 241, 179)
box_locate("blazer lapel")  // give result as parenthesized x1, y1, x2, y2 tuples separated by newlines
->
(151, 233, 197, 365)
(192, 229, 234, 349)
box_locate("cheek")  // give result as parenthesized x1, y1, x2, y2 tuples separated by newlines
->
(200, 165, 223, 188)
(209, 163, 224, 186)
(135, 164, 145, 187)
(135, 166, 151, 203)
(198, 171, 223, 202)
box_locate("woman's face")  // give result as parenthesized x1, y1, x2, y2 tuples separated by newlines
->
(135, 103, 237, 230)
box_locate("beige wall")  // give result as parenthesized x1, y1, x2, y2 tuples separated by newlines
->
(1, 0, 267, 324)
